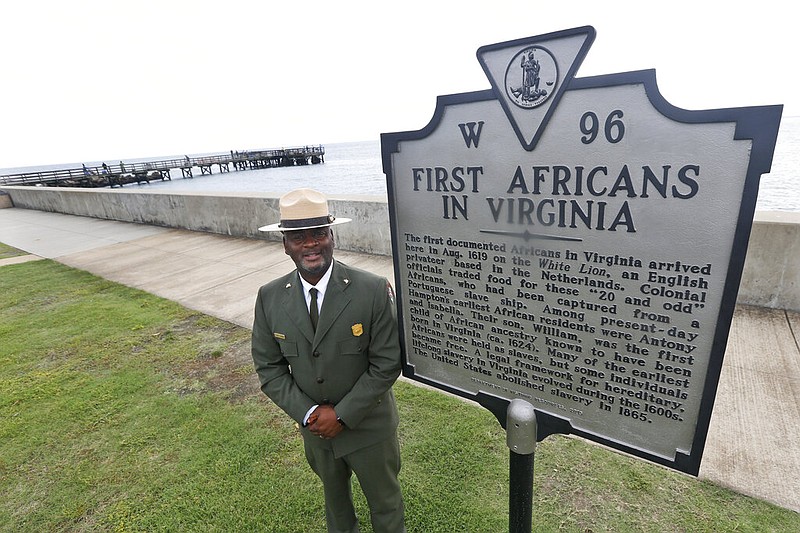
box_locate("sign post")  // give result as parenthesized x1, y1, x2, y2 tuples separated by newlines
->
(507, 399, 536, 533)
(381, 26, 782, 528)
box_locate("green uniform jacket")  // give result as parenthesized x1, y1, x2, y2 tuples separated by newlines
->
(252, 260, 401, 458)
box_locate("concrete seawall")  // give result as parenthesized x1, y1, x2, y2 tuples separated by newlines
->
(737, 211, 800, 311)
(2, 186, 798, 311)
(0, 187, 392, 256)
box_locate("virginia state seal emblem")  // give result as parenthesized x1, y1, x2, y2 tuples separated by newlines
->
(505, 46, 559, 109)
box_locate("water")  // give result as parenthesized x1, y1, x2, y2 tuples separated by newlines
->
(3, 118, 799, 211)
(758, 116, 800, 211)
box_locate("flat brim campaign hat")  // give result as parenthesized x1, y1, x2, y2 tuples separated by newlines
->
(258, 188, 351, 232)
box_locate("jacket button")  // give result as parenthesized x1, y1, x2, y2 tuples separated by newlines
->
(316, 377, 324, 384)
(322, 398, 330, 404)
(313, 351, 320, 357)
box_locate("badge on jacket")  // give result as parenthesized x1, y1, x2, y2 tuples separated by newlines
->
(352, 323, 363, 337)
(273, 332, 286, 340)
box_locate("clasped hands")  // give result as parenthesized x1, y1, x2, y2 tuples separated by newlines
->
(307, 404, 343, 439)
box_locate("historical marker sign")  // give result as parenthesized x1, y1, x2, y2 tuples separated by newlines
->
(381, 26, 782, 475)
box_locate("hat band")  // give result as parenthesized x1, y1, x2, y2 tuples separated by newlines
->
(279, 215, 334, 229)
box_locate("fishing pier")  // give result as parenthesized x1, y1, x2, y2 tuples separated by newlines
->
(0, 145, 325, 188)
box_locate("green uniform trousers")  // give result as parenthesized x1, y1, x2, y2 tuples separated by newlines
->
(304, 433, 405, 533)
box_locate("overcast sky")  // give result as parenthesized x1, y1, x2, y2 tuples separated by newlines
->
(0, 0, 795, 169)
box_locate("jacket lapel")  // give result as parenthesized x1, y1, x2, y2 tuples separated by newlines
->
(282, 273, 315, 344)
(314, 261, 352, 348)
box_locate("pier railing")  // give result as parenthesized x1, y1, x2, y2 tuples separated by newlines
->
(0, 145, 325, 187)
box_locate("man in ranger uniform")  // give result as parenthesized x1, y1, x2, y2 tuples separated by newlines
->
(252, 188, 405, 533)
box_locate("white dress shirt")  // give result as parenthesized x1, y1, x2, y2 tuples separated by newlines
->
(299, 262, 334, 425)
(298, 261, 333, 316)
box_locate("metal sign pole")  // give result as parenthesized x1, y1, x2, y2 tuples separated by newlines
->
(507, 399, 537, 533)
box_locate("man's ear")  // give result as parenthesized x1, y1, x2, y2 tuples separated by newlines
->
(282, 235, 290, 256)
(330, 229, 335, 247)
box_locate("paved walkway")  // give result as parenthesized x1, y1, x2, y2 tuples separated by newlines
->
(1, 207, 798, 513)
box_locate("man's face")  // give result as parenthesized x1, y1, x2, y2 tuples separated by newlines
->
(283, 227, 335, 282)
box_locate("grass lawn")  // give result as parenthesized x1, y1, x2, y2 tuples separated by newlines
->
(0, 242, 27, 260)
(1, 259, 798, 532)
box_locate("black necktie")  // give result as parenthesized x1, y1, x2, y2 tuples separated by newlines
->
(309, 288, 319, 331)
